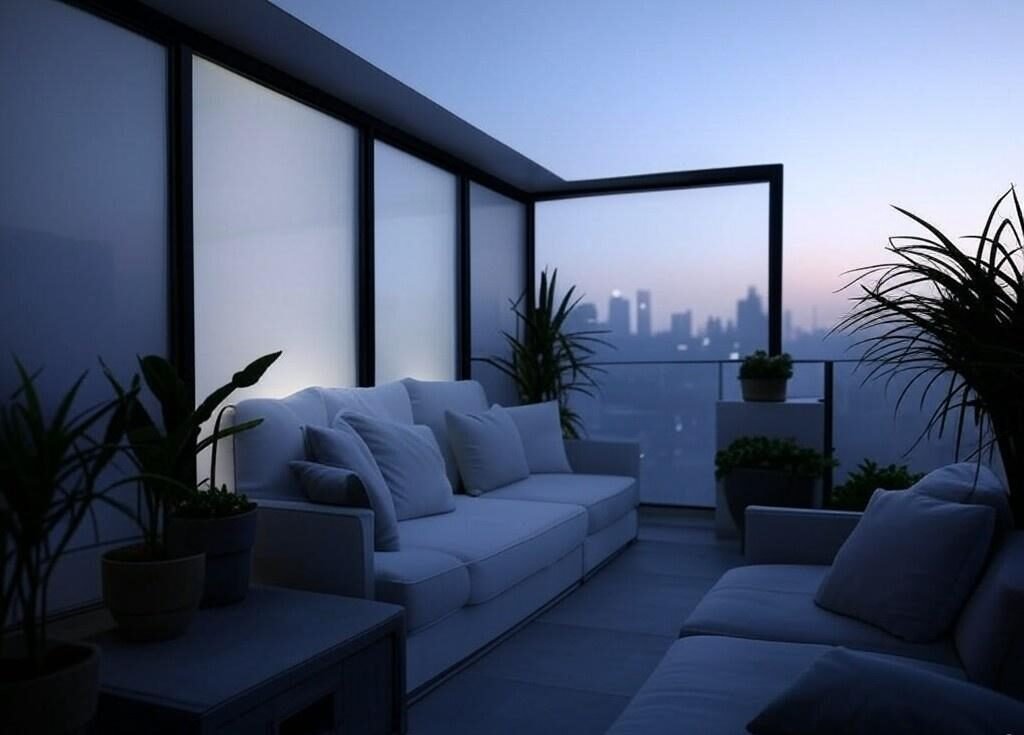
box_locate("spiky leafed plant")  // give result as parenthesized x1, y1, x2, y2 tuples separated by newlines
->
(484, 269, 611, 438)
(835, 185, 1024, 526)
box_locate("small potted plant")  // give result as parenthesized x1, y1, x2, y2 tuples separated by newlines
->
(829, 459, 923, 511)
(738, 350, 793, 402)
(0, 360, 128, 734)
(102, 351, 280, 639)
(715, 436, 836, 534)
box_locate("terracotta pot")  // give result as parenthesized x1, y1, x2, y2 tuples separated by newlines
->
(740, 377, 788, 402)
(165, 507, 258, 607)
(0, 641, 99, 735)
(101, 546, 205, 641)
(723, 467, 816, 535)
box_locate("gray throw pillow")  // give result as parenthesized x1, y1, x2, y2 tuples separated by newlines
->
(748, 647, 1024, 735)
(911, 462, 1013, 534)
(340, 412, 455, 520)
(445, 406, 530, 495)
(499, 401, 572, 474)
(290, 461, 368, 507)
(815, 489, 995, 642)
(304, 424, 401, 552)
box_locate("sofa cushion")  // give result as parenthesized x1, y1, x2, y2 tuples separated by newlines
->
(605, 635, 964, 735)
(485, 473, 638, 534)
(374, 549, 470, 632)
(955, 531, 1024, 698)
(397, 495, 587, 604)
(445, 406, 529, 495)
(304, 423, 401, 551)
(911, 461, 1013, 534)
(816, 489, 994, 642)
(401, 378, 489, 489)
(319, 381, 413, 425)
(289, 461, 368, 507)
(748, 647, 1024, 735)
(501, 401, 572, 473)
(680, 565, 961, 668)
(341, 412, 455, 521)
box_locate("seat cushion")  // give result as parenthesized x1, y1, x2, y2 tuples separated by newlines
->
(606, 635, 964, 735)
(955, 531, 1024, 698)
(680, 565, 962, 668)
(816, 489, 994, 642)
(397, 496, 587, 604)
(401, 378, 489, 489)
(484, 473, 638, 534)
(374, 549, 470, 632)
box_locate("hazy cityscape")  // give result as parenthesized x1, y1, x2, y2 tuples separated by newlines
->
(560, 285, 972, 507)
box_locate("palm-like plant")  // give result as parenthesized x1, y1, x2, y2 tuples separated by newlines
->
(835, 185, 1024, 526)
(484, 268, 611, 438)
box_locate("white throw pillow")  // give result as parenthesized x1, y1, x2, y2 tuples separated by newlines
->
(338, 412, 455, 520)
(499, 401, 572, 474)
(445, 406, 530, 495)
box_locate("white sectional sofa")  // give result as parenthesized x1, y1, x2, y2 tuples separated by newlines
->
(231, 378, 640, 693)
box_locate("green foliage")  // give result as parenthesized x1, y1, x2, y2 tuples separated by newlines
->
(715, 436, 836, 480)
(738, 350, 794, 380)
(172, 485, 255, 519)
(830, 459, 924, 511)
(104, 351, 280, 557)
(483, 268, 611, 439)
(835, 185, 1024, 526)
(0, 360, 128, 674)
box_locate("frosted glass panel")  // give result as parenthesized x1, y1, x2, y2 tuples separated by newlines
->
(374, 142, 457, 383)
(193, 58, 359, 401)
(0, 0, 168, 607)
(469, 183, 525, 405)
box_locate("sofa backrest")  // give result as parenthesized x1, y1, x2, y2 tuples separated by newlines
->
(955, 530, 1024, 699)
(233, 381, 413, 500)
(401, 378, 489, 489)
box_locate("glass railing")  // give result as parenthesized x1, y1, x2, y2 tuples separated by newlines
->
(473, 357, 983, 508)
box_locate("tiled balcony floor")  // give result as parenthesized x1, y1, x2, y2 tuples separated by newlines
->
(409, 508, 744, 735)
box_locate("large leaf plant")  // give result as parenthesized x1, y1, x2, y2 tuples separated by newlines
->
(835, 185, 1024, 526)
(484, 268, 610, 438)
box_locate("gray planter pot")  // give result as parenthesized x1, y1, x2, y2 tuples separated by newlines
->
(740, 377, 788, 402)
(101, 546, 205, 641)
(0, 641, 99, 735)
(723, 467, 816, 535)
(165, 507, 258, 607)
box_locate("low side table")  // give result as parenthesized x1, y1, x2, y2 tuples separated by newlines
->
(59, 586, 405, 735)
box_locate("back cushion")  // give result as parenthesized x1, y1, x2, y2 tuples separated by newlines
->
(232, 387, 327, 500)
(955, 532, 1024, 698)
(319, 381, 413, 425)
(401, 378, 488, 489)
(911, 462, 1013, 534)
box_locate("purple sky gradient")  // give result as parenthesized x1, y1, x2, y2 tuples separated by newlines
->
(273, 0, 1023, 334)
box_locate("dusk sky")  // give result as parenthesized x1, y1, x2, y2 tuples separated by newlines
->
(274, 0, 1023, 337)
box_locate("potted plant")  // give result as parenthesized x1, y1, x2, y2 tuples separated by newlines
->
(836, 185, 1024, 526)
(829, 459, 924, 511)
(483, 268, 611, 438)
(1, 360, 128, 734)
(715, 436, 836, 534)
(102, 351, 280, 638)
(738, 350, 793, 402)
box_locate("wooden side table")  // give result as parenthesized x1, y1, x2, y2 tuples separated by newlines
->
(57, 586, 405, 735)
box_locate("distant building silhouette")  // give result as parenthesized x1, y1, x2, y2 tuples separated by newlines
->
(670, 310, 692, 342)
(636, 289, 652, 338)
(736, 286, 768, 352)
(608, 291, 630, 337)
(566, 302, 598, 332)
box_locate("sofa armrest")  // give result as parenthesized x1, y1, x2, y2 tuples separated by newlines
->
(565, 438, 640, 478)
(744, 506, 862, 565)
(252, 499, 374, 599)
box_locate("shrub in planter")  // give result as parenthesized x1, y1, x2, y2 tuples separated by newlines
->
(738, 351, 793, 402)
(102, 351, 280, 638)
(830, 459, 924, 511)
(0, 360, 128, 734)
(715, 436, 836, 534)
